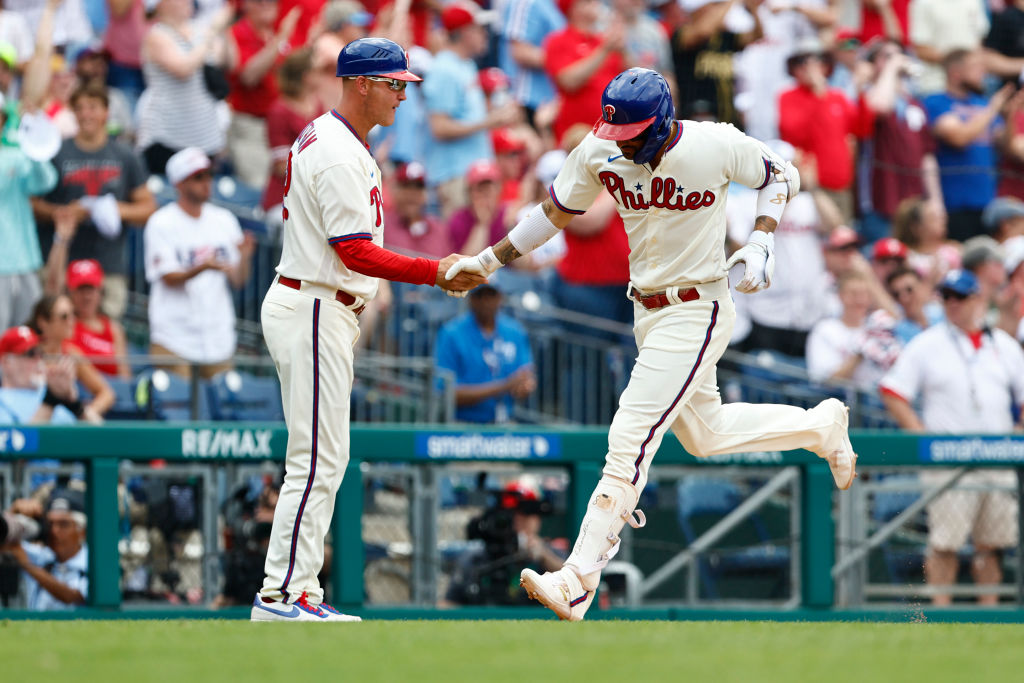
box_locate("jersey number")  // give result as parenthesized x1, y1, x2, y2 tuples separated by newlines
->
(281, 150, 293, 221)
(370, 186, 382, 228)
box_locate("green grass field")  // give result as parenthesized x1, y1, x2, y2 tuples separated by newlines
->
(4, 620, 1024, 682)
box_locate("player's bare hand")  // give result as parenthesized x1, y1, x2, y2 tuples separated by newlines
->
(437, 254, 489, 296)
(725, 230, 775, 293)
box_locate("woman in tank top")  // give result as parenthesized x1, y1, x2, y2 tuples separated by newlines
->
(66, 259, 132, 379)
(138, 0, 234, 174)
(28, 295, 115, 423)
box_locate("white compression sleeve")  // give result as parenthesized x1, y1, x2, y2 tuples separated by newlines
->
(507, 206, 562, 255)
(755, 161, 800, 223)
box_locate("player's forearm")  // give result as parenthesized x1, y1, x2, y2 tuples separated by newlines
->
(332, 239, 438, 285)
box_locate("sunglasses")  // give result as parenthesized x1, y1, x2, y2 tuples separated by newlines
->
(363, 76, 407, 92)
(941, 290, 968, 302)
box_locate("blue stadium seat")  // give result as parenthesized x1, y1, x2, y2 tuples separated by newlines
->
(104, 377, 145, 420)
(207, 371, 283, 422)
(136, 370, 211, 421)
(871, 476, 925, 585)
(676, 477, 790, 600)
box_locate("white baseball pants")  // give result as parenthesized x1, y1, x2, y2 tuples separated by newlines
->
(604, 285, 839, 492)
(259, 281, 360, 604)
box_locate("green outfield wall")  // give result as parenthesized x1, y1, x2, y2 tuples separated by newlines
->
(2, 423, 1023, 621)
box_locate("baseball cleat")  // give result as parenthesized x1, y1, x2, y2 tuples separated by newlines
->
(520, 567, 593, 621)
(818, 398, 858, 490)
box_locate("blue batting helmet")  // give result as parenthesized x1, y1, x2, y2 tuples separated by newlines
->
(593, 69, 674, 165)
(336, 37, 422, 82)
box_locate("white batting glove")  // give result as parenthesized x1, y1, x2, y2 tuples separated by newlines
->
(445, 246, 503, 281)
(725, 231, 775, 293)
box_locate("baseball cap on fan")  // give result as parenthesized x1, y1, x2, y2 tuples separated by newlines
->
(322, 0, 373, 30)
(871, 237, 908, 261)
(395, 161, 427, 185)
(441, 1, 496, 31)
(67, 259, 105, 290)
(466, 158, 501, 185)
(0, 326, 40, 356)
(825, 225, 862, 250)
(166, 147, 211, 185)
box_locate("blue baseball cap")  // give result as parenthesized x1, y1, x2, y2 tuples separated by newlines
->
(939, 269, 979, 297)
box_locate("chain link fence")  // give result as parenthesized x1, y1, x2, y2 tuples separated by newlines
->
(836, 467, 1022, 607)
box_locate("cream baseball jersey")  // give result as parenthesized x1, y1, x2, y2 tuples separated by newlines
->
(275, 110, 385, 301)
(550, 121, 783, 292)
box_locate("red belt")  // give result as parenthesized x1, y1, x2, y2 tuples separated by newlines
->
(278, 276, 365, 315)
(631, 286, 699, 310)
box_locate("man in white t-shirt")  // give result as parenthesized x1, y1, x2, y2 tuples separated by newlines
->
(144, 148, 256, 378)
(880, 269, 1024, 605)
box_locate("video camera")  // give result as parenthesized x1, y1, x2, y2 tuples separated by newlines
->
(0, 512, 41, 545)
(452, 488, 553, 606)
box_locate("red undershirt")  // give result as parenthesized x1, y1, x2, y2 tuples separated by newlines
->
(331, 238, 439, 286)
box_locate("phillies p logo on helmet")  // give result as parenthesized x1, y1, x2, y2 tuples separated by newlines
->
(603, 104, 616, 121)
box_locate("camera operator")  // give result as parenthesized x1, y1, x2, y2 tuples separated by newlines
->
(214, 479, 279, 607)
(445, 481, 563, 606)
(1, 491, 88, 610)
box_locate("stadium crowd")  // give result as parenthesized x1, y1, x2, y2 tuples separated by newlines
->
(3, 0, 1024, 609)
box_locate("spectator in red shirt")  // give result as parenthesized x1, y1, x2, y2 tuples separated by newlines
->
(225, 0, 302, 190)
(65, 259, 131, 379)
(543, 0, 626, 145)
(262, 47, 322, 214)
(492, 127, 528, 205)
(858, 38, 942, 243)
(449, 159, 509, 255)
(859, 0, 910, 45)
(383, 161, 451, 258)
(779, 40, 873, 223)
(998, 92, 1024, 201)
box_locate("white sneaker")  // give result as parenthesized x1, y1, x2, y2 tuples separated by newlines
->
(817, 398, 857, 490)
(318, 602, 362, 622)
(520, 568, 594, 621)
(251, 592, 329, 622)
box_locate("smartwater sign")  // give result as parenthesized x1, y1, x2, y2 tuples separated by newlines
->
(415, 433, 561, 460)
(0, 428, 39, 454)
(181, 428, 274, 458)
(920, 437, 1024, 464)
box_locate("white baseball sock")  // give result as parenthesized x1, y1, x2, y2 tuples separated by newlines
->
(565, 476, 646, 591)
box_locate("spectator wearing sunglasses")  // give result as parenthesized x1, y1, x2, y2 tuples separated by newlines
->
(885, 265, 943, 344)
(880, 268, 1024, 606)
(26, 295, 114, 424)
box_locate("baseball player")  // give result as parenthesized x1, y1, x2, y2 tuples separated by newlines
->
(446, 68, 858, 621)
(252, 37, 486, 623)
